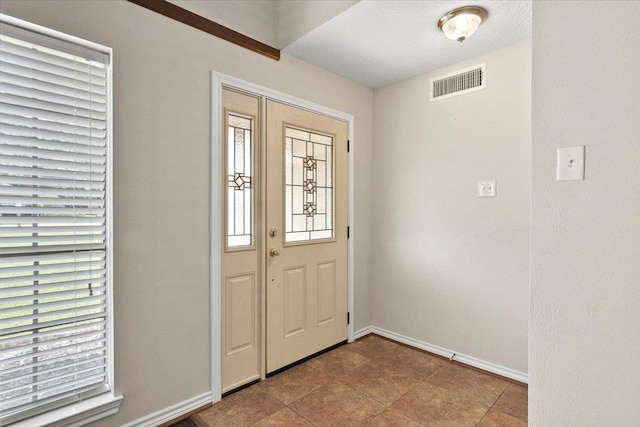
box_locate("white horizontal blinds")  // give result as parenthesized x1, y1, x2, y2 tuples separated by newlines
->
(0, 20, 111, 423)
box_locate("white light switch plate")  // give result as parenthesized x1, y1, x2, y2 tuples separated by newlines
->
(478, 180, 496, 197)
(557, 146, 585, 181)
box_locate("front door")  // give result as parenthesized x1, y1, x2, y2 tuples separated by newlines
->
(265, 100, 348, 373)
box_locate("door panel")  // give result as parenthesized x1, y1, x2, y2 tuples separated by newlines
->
(317, 261, 337, 326)
(266, 100, 348, 373)
(284, 266, 306, 337)
(221, 88, 261, 392)
(225, 273, 256, 355)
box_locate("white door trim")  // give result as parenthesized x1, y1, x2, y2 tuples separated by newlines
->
(210, 72, 356, 403)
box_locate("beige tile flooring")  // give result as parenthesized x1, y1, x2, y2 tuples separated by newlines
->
(189, 334, 528, 427)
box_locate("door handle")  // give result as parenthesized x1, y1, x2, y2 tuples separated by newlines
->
(269, 248, 281, 257)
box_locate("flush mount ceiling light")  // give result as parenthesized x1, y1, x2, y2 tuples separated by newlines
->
(438, 6, 488, 43)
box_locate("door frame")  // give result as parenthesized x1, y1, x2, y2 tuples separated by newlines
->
(210, 72, 355, 403)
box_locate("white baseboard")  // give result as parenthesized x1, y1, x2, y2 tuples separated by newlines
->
(120, 391, 212, 427)
(357, 326, 528, 384)
(354, 326, 374, 340)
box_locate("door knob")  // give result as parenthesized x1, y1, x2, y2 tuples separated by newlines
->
(269, 248, 281, 257)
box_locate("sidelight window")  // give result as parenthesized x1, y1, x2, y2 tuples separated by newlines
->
(226, 113, 253, 248)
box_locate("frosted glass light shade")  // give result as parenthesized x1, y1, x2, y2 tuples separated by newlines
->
(438, 6, 488, 43)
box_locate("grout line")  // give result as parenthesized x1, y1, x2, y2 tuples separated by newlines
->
(423, 362, 448, 381)
(386, 381, 422, 416)
(288, 406, 320, 427)
(490, 387, 509, 410)
(474, 409, 491, 427)
(385, 407, 427, 426)
(474, 382, 510, 426)
(422, 380, 488, 405)
(486, 383, 529, 424)
(278, 379, 329, 407)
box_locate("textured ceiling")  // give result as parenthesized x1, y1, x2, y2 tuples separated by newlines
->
(283, 0, 532, 89)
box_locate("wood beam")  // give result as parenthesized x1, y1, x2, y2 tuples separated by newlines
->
(127, 0, 280, 61)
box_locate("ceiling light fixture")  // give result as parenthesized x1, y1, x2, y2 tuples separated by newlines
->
(438, 6, 488, 43)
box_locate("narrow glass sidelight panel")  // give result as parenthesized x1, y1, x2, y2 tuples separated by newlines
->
(285, 126, 334, 243)
(227, 113, 253, 248)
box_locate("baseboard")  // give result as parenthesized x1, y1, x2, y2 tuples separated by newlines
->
(354, 326, 374, 340)
(120, 392, 212, 427)
(358, 326, 529, 384)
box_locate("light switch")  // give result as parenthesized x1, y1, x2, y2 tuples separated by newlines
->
(478, 180, 496, 197)
(557, 146, 585, 181)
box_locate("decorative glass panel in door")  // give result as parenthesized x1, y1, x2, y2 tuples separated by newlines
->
(284, 127, 334, 243)
(227, 113, 253, 248)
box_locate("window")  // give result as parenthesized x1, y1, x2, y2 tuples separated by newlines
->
(226, 113, 253, 248)
(0, 14, 120, 425)
(284, 126, 334, 243)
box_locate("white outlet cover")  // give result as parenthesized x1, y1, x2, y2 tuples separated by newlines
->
(478, 180, 496, 197)
(557, 146, 585, 181)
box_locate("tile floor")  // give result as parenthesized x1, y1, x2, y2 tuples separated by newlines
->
(180, 334, 528, 427)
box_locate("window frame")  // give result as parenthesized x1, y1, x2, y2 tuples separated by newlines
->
(0, 13, 121, 426)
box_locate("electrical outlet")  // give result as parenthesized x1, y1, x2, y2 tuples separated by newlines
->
(478, 180, 496, 197)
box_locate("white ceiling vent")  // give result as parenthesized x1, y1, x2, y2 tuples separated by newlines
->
(430, 64, 486, 102)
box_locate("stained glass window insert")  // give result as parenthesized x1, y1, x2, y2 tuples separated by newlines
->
(227, 114, 253, 247)
(285, 127, 334, 242)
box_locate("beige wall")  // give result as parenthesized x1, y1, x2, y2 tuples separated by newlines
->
(531, 1, 640, 424)
(372, 41, 531, 374)
(0, 1, 374, 425)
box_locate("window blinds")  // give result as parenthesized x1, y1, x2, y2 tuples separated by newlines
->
(0, 21, 111, 424)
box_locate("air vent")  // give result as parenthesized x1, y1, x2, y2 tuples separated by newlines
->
(430, 64, 486, 101)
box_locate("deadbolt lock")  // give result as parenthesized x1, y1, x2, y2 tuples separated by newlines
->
(269, 228, 278, 238)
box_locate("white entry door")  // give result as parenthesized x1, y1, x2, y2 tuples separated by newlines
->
(265, 100, 348, 373)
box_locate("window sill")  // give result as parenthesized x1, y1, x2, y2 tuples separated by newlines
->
(11, 393, 123, 427)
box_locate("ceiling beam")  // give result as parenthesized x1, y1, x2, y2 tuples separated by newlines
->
(127, 0, 280, 61)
